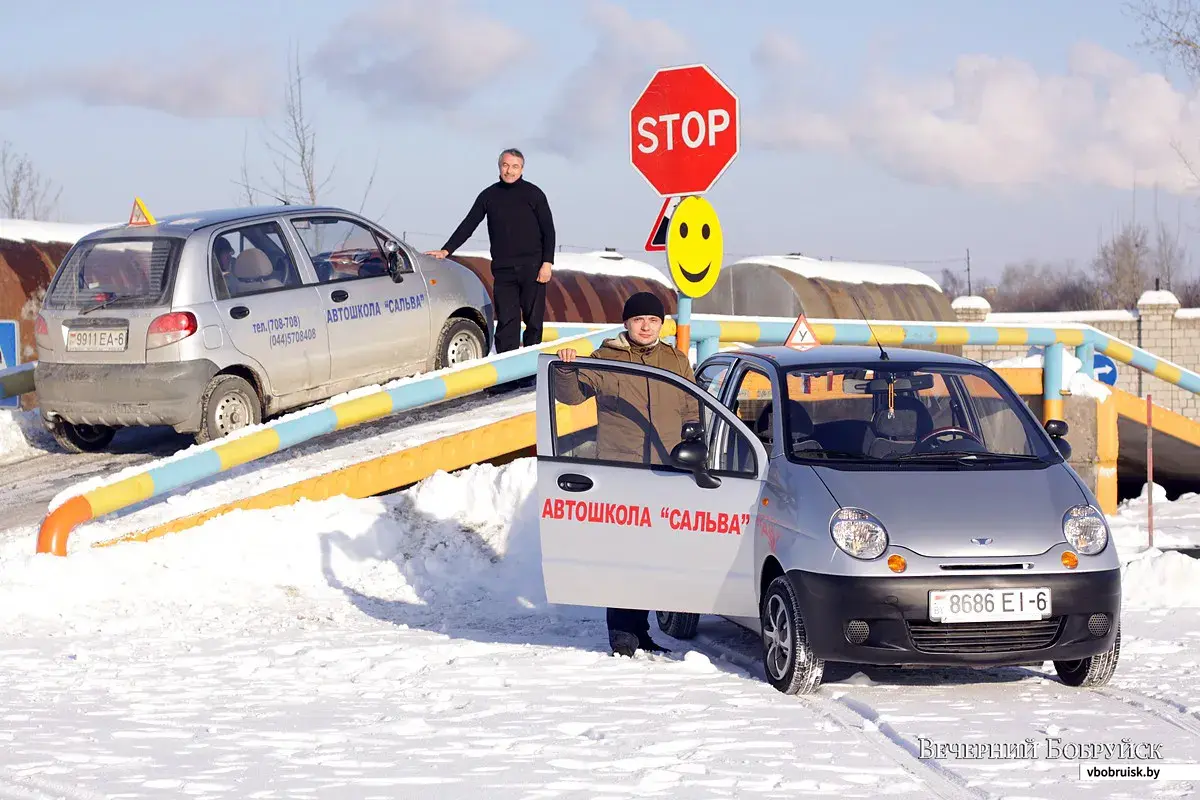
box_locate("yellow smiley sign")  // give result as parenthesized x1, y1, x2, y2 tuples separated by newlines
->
(666, 196, 723, 298)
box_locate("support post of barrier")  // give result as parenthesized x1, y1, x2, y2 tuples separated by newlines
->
(1147, 393, 1154, 550)
(1043, 342, 1065, 423)
(696, 336, 718, 364)
(1075, 341, 1094, 379)
(675, 293, 691, 356)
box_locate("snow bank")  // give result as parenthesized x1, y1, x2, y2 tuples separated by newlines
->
(732, 255, 942, 291)
(986, 310, 1137, 322)
(0, 218, 116, 244)
(987, 348, 1111, 400)
(0, 407, 56, 466)
(950, 295, 990, 311)
(1138, 289, 1180, 306)
(454, 249, 671, 286)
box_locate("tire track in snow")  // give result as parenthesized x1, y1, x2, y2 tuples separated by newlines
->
(0, 772, 107, 800)
(1094, 687, 1200, 739)
(688, 630, 988, 800)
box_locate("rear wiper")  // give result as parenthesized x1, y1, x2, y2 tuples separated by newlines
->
(79, 295, 118, 315)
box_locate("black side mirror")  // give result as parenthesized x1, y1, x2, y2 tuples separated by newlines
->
(1044, 419, 1070, 459)
(384, 240, 405, 283)
(671, 421, 720, 489)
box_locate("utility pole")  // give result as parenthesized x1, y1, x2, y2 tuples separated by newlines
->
(966, 248, 972, 295)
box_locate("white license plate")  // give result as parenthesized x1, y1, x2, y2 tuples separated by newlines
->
(66, 329, 127, 352)
(928, 587, 1051, 622)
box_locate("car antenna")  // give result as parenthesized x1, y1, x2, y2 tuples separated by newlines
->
(847, 294, 889, 361)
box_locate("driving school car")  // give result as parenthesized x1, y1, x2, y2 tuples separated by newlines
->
(34, 205, 493, 452)
(535, 344, 1121, 694)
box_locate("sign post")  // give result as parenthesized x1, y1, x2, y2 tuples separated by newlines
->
(630, 63, 739, 358)
(0, 320, 19, 409)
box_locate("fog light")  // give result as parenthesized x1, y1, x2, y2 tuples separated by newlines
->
(845, 620, 870, 644)
(1061, 551, 1078, 569)
(887, 554, 907, 573)
(1087, 613, 1110, 637)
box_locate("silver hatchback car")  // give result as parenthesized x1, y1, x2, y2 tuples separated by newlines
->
(34, 206, 493, 451)
(536, 345, 1121, 694)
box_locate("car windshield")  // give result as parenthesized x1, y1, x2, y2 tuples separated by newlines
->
(43, 237, 182, 310)
(778, 363, 1057, 465)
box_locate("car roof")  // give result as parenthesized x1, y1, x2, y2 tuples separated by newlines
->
(716, 344, 981, 370)
(77, 205, 365, 241)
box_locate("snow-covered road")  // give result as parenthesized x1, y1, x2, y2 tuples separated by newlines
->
(3, 459, 1200, 798)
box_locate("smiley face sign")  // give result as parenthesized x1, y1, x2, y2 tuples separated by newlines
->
(666, 196, 723, 298)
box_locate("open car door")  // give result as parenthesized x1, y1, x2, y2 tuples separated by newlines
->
(536, 353, 768, 618)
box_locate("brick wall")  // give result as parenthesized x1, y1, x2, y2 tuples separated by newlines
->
(951, 292, 1199, 421)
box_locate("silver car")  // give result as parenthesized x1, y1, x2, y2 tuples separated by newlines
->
(34, 206, 493, 451)
(536, 345, 1121, 694)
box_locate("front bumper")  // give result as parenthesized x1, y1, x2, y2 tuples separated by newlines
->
(35, 360, 217, 431)
(790, 567, 1121, 667)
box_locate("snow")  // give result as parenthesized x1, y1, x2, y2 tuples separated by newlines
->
(731, 255, 943, 291)
(0, 407, 56, 466)
(1138, 290, 1180, 307)
(453, 248, 672, 286)
(950, 295, 991, 311)
(1175, 308, 1200, 319)
(987, 349, 1112, 400)
(986, 310, 1138, 322)
(0, 218, 116, 244)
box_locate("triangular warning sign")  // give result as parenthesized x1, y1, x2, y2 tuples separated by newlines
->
(786, 314, 821, 351)
(644, 196, 680, 252)
(128, 197, 156, 226)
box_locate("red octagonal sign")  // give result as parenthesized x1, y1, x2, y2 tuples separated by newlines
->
(630, 63, 740, 197)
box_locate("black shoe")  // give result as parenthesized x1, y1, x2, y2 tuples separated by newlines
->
(638, 636, 671, 654)
(609, 630, 639, 657)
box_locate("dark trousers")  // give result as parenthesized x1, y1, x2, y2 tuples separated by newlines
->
(607, 607, 650, 638)
(492, 263, 546, 353)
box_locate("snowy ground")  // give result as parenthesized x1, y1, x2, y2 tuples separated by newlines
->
(0, 407, 58, 467)
(2, 458, 1200, 799)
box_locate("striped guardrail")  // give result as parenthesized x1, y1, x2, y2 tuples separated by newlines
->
(0, 362, 35, 401)
(36, 325, 625, 556)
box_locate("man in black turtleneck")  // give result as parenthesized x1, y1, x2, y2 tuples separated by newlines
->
(425, 148, 556, 356)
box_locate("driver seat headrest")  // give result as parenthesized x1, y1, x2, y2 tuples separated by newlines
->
(870, 395, 932, 440)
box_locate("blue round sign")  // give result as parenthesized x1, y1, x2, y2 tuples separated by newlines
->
(1093, 353, 1118, 386)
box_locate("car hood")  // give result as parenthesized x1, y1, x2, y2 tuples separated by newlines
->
(812, 463, 1088, 558)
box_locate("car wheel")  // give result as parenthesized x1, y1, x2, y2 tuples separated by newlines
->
(435, 317, 487, 370)
(48, 420, 116, 453)
(195, 374, 262, 445)
(760, 575, 825, 695)
(1053, 622, 1121, 688)
(656, 611, 700, 640)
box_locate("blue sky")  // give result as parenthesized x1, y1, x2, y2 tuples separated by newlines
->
(2, 0, 1198, 287)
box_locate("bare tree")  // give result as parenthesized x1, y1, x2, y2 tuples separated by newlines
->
(1, 141, 62, 220)
(939, 267, 968, 298)
(1093, 221, 1153, 307)
(1129, 0, 1200, 80)
(1153, 220, 1189, 287)
(989, 260, 1100, 313)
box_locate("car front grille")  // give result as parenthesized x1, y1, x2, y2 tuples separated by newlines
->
(907, 618, 1063, 654)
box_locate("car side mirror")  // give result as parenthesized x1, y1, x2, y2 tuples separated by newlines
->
(671, 422, 721, 489)
(383, 239, 405, 283)
(1044, 419, 1071, 459)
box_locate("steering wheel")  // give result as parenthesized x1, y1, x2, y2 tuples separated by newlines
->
(917, 426, 984, 452)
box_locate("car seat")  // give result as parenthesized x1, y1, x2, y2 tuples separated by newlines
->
(863, 394, 933, 458)
(784, 400, 823, 454)
(231, 248, 285, 292)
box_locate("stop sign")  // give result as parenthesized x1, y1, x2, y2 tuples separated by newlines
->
(630, 64, 740, 197)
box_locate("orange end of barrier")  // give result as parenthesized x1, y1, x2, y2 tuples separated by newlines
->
(36, 495, 93, 557)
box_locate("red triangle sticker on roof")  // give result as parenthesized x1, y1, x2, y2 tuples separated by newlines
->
(128, 197, 156, 226)
(786, 314, 821, 350)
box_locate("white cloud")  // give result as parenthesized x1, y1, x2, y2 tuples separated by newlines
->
(312, 0, 530, 113)
(535, 1, 691, 159)
(0, 47, 271, 118)
(750, 37, 1200, 194)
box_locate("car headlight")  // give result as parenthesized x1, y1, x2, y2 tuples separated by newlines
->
(830, 507, 888, 560)
(1063, 504, 1108, 555)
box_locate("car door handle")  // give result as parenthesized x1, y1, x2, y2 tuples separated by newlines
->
(331, 290, 349, 303)
(230, 306, 249, 320)
(557, 473, 593, 492)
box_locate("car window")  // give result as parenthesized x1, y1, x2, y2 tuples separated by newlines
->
(695, 362, 730, 399)
(44, 237, 181, 309)
(290, 217, 400, 283)
(723, 368, 774, 469)
(211, 221, 303, 300)
(548, 360, 756, 476)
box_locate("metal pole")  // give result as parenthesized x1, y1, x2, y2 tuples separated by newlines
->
(966, 248, 972, 295)
(675, 292, 692, 357)
(1147, 393, 1154, 549)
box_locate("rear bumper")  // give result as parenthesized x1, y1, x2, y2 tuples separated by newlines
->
(35, 360, 217, 431)
(789, 567, 1121, 667)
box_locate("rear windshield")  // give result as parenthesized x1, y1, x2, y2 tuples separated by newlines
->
(43, 237, 182, 309)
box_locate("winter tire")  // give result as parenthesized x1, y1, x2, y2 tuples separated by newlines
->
(1054, 622, 1120, 688)
(194, 374, 261, 445)
(656, 611, 700, 640)
(48, 420, 116, 453)
(760, 575, 824, 695)
(435, 317, 487, 370)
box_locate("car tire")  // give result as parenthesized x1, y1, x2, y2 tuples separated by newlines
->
(760, 575, 825, 695)
(1053, 622, 1121, 688)
(434, 317, 487, 370)
(656, 611, 700, 640)
(48, 420, 116, 453)
(194, 374, 262, 445)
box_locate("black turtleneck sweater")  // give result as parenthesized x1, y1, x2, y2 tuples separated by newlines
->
(441, 177, 556, 268)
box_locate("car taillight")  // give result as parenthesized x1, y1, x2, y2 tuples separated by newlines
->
(34, 313, 51, 351)
(146, 311, 197, 349)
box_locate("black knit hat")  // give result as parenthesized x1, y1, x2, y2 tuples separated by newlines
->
(622, 291, 665, 321)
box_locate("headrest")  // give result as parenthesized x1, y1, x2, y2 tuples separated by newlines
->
(785, 400, 814, 438)
(233, 248, 273, 280)
(871, 395, 932, 440)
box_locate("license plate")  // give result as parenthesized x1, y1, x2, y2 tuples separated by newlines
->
(66, 329, 127, 352)
(928, 587, 1051, 622)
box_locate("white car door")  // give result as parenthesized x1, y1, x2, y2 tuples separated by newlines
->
(536, 353, 768, 618)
